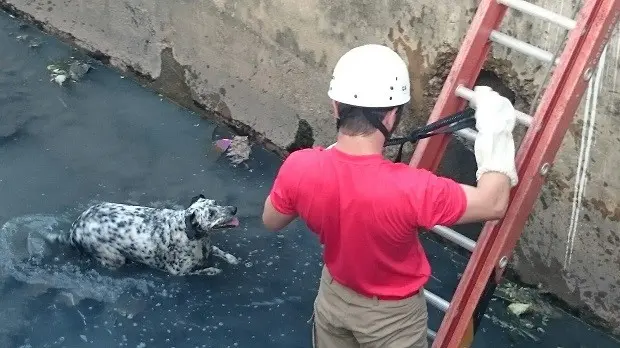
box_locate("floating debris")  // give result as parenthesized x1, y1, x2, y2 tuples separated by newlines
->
(214, 138, 233, 153)
(483, 312, 541, 342)
(508, 302, 532, 317)
(52, 74, 68, 86)
(47, 63, 69, 86)
(213, 135, 251, 165)
(483, 280, 564, 342)
(13, 26, 43, 48)
(69, 61, 91, 81)
(495, 281, 558, 319)
(28, 38, 42, 48)
(47, 59, 92, 86)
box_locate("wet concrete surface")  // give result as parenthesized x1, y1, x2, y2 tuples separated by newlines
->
(0, 10, 618, 348)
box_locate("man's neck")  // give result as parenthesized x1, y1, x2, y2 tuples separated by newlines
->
(333, 132, 385, 156)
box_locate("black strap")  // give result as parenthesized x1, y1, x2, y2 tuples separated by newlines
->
(335, 108, 392, 140)
(365, 113, 392, 140)
(385, 108, 476, 163)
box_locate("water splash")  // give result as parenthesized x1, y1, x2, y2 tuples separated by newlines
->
(0, 213, 160, 303)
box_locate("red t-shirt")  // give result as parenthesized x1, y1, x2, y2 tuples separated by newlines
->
(269, 146, 467, 299)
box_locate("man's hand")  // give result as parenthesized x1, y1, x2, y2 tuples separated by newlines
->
(471, 86, 518, 188)
(472, 86, 516, 135)
(454, 86, 518, 224)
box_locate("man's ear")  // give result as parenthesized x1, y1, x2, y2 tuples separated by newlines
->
(384, 107, 399, 132)
(332, 101, 343, 131)
(331, 100, 339, 120)
(185, 213, 198, 239)
(188, 194, 205, 207)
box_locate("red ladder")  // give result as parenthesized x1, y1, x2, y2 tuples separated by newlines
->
(407, 0, 620, 347)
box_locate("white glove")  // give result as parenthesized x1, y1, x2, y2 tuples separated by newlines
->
(471, 86, 519, 187)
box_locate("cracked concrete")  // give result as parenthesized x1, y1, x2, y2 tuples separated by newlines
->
(1, 0, 619, 336)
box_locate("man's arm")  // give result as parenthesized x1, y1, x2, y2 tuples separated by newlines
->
(455, 173, 511, 224)
(412, 169, 512, 229)
(261, 152, 303, 232)
(415, 86, 517, 228)
(262, 195, 297, 232)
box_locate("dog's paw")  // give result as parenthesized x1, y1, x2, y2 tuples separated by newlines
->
(188, 267, 222, 276)
(203, 267, 222, 276)
(224, 253, 239, 265)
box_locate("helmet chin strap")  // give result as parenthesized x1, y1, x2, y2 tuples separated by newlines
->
(335, 108, 399, 140)
(363, 113, 393, 140)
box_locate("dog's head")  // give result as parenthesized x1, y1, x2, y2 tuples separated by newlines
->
(184, 194, 240, 239)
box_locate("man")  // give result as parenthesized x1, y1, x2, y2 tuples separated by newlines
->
(262, 44, 518, 348)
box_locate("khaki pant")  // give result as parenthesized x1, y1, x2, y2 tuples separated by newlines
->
(311, 266, 429, 348)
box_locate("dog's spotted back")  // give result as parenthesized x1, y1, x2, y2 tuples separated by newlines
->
(57, 196, 240, 276)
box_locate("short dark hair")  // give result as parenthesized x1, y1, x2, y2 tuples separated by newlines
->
(337, 102, 404, 136)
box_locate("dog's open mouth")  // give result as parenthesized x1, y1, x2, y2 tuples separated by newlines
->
(214, 217, 240, 229)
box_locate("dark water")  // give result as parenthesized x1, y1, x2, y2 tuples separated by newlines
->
(0, 9, 618, 348)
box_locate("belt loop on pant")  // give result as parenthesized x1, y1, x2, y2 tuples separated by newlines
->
(372, 295, 379, 305)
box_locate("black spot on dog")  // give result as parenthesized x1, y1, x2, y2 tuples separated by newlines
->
(57, 198, 239, 276)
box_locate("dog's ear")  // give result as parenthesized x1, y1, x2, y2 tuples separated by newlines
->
(185, 213, 198, 239)
(188, 194, 206, 207)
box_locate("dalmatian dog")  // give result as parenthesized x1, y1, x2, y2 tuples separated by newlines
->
(46, 194, 240, 276)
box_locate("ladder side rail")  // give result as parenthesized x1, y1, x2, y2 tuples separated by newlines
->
(408, 0, 508, 171)
(431, 1, 620, 346)
(493, 1, 620, 282)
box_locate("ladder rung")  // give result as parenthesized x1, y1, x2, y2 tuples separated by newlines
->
(425, 290, 450, 312)
(455, 128, 478, 141)
(497, 0, 577, 30)
(456, 85, 533, 127)
(427, 328, 437, 340)
(489, 30, 560, 64)
(432, 225, 477, 251)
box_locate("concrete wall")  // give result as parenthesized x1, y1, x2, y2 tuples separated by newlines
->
(2, 0, 619, 334)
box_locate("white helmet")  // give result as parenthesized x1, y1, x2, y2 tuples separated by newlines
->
(328, 44, 411, 108)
